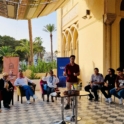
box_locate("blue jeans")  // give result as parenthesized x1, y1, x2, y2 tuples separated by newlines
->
(22, 85, 34, 100)
(110, 88, 124, 99)
(47, 86, 55, 100)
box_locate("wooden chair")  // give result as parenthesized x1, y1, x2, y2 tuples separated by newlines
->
(16, 82, 36, 104)
(40, 80, 59, 101)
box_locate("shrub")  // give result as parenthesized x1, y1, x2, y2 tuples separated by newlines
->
(28, 60, 57, 73)
(28, 71, 40, 79)
(20, 62, 27, 71)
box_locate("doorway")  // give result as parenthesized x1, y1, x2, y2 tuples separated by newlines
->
(120, 19, 124, 68)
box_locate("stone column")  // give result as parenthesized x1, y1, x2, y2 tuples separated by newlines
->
(103, 13, 116, 71)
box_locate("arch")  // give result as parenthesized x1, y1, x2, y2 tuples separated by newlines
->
(120, 0, 124, 10)
(70, 25, 78, 49)
(115, 0, 122, 14)
(62, 32, 67, 56)
(65, 28, 72, 51)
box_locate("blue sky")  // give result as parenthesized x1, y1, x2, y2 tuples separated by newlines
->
(0, 12, 57, 52)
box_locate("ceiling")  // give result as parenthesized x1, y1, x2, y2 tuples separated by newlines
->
(0, 0, 68, 20)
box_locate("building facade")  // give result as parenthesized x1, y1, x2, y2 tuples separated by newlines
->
(43, 52, 57, 63)
(57, 0, 124, 86)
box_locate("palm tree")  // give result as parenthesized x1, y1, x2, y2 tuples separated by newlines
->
(16, 39, 45, 65)
(0, 46, 18, 57)
(16, 39, 31, 65)
(43, 24, 56, 61)
(34, 37, 45, 59)
(0, 46, 12, 57)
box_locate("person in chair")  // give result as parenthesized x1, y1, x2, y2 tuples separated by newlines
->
(0, 72, 14, 109)
(84, 68, 104, 101)
(110, 68, 124, 104)
(14, 71, 37, 104)
(101, 68, 117, 103)
(42, 70, 59, 102)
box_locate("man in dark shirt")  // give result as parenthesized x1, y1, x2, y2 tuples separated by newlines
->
(101, 68, 117, 103)
(63, 55, 80, 109)
(110, 67, 124, 104)
(0, 72, 14, 109)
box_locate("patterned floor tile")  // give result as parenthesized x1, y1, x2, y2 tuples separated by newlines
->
(0, 90, 124, 124)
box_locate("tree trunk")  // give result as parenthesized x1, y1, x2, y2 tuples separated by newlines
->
(28, 19, 33, 65)
(50, 33, 53, 61)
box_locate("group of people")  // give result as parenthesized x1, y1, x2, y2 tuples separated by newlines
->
(0, 70, 60, 109)
(84, 67, 124, 104)
(63, 55, 124, 110)
(1, 54, 124, 110)
(0, 71, 38, 109)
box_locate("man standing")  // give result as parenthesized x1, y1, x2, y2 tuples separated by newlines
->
(110, 68, 124, 104)
(84, 68, 104, 101)
(101, 68, 117, 103)
(63, 55, 80, 109)
(0, 72, 14, 109)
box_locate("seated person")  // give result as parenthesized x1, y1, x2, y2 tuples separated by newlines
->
(101, 68, 117, 103)
(0, 72, 14, 109)
(84, 68, 104, 101)
(42, 70, 59, 102)
(14, 71, 37, 104)
(110, 67, 124, 104)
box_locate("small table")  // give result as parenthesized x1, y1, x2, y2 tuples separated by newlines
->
(53, 91, 89, 124)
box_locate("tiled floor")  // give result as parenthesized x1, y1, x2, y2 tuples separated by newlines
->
(0, 90, 124, 124)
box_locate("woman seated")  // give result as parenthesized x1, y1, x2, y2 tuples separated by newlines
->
(42, 70, 59, 102)
(14, 70, 37, 104)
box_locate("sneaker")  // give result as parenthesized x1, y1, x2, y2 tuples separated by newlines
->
(105, 98, 108, 102)
(119, 98, 123, 104)
(33, 95, 38, 99)
(51, 100, 54, 102)
(27, 101, 31, 104)
(108, 98, 112, 104)
(65, 104, 70, 110)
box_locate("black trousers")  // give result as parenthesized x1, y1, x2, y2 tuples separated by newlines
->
(84, 85, 101, 99)
(2, 89, 13, 107)
(100, 85, 114, 98)
(47, 87, 55, 100)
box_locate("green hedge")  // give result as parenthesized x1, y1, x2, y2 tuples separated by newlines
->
(28, 60, 57, 73)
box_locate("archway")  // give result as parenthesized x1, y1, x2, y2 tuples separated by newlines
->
(120, 19, 124, 68)
(62, 32, 66, 57)
(65, 29, 72, 57)
(120, 0, 124, 10)
(70, 25, 78, 63)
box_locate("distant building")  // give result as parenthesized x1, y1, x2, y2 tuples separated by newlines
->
(43, 52, 57, 63)
(33, 54, 38, 65)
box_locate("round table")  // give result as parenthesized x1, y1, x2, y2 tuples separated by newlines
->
(53, 91, 89, 124)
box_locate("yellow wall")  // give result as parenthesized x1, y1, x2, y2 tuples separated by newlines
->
(57, 0, 104, 86)
(57, 0, 124, 86)
(78, 0, 104, 86)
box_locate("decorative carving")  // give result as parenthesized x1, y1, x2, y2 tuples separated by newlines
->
(62, 4, 78, 26)
(103, 13, 116, 25)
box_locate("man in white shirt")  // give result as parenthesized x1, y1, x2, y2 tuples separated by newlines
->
(42, 70, 59, 102)
(14, 71, 37, 104)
